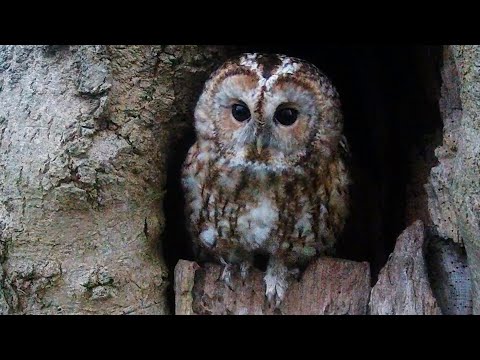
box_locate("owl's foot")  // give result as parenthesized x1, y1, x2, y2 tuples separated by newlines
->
(219, 257, 233, 289)
(264, 259, 289, 307)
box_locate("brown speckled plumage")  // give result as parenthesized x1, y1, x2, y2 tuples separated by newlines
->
(182, 53, 350, 305)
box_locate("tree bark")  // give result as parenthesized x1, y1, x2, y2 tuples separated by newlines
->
(426, 236, 472, 315)
(0, 45, 228, 314)
(426, 45, 480, 313)
(369, 221, 442, 315)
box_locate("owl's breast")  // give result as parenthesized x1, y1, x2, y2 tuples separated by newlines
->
(183, 147, 344, 265)
(211, 166, 281, 251)
(235, 195, 278, 250)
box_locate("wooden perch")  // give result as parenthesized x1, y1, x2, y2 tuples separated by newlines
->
(175, 220, 462, 315)
(175, 257, 371, 315)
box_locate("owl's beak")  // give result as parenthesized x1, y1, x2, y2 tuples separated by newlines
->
(256, 135, 270, 154)
(256, 138, 262, 154)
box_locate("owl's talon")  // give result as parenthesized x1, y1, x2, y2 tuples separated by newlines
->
(264, 259, 289, 307)
(220, 259, 233, 289)
(265, 281, 286, 307)
(240, 262, 250, 280)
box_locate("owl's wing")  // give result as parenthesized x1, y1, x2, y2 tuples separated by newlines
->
(182, 142, 219, 263)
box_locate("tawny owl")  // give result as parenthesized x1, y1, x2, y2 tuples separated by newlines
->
(182, 53, 350, 306)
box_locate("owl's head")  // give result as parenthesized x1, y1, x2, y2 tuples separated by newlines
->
(194, 53, 343, 171)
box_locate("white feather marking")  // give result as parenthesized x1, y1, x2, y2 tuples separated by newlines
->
(217, 172, 237, 189)
(295, 211, 313, 237)
(199, 226, 217, 248)
(182, 175, 198, 191)
(240, 53, 259, 71)
(227, 151, 304, 173)
(237, 197, 278, 248)
(196, 152, 209, 162)
(218, 219, 229, 228)
(278, 59, 301, 75)
(265, 57, 301, 90)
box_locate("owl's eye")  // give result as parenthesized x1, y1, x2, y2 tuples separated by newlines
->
(274, 108, 298, 126)
(231, 103, 251, 122)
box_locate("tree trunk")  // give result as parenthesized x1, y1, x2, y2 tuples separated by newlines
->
(426, 45, 480, 314)
(0, 45, 228, 314)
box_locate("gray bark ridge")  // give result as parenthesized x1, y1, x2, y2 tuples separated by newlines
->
(427, 236, 472, 315)
(426, 45, 480, 313)
(0, 45, 228, 314)
(369, 220, 442, 315)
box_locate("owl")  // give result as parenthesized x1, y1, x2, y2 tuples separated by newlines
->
(182, 53, 350, 306)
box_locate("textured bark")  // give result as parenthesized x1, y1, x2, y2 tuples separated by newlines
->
(174, 257, 371, 315)
(0, 45, 228, 314)
(426, 47, 463, 244)
(280, 258, 371, 315)
(174, 260, 200, 315)
(427, 237, 472, 315)
(426, 45, 480, 313)
(369, 221, 442, 315)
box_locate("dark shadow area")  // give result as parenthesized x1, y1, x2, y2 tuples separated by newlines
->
(163, 45, 444, 306)
(162, 124, 196, 311)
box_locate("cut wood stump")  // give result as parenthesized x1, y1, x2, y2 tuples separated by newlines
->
(174, 220, 464, 315)
(174, 257, 371, 315)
